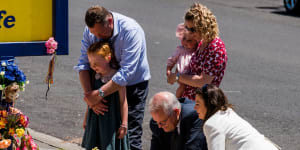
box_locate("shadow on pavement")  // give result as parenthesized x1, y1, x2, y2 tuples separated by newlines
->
(256, 6, 300, 18)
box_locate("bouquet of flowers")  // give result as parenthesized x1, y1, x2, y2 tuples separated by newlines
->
(0, 59, 27, 91)
(0, 108, 38, 150)
(0, 59, 29, 108)
(44, 37, 58, 99)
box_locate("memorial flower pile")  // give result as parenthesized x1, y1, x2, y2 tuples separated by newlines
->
(0, 108, 38, 149)
(0, 59, 38, 149)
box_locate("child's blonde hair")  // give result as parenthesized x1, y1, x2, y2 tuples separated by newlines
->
(87, 42, 119, 69)
(87, 42, 111, 61)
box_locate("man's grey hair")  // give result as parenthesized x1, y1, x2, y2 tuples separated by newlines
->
(149, 91, 181, 116)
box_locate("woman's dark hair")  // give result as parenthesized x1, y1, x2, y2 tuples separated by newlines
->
(196, 84, 232, 123)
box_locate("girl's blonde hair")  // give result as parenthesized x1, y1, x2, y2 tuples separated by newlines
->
(87, 42, 119, 69)
(185, 3, 219, 44)
(88, 42, 111, 61)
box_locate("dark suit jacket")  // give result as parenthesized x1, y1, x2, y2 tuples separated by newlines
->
(150, 98, 208, 150)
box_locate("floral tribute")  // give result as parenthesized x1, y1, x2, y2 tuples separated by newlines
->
(45, 37, 58, 99)
(0, 59, 38, 150)
(45, 37, 58, 55)
(0, 60, 27, 91)
(0, 59, 28, 108)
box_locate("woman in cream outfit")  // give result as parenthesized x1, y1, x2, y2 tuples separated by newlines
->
(194, 84, 280, 150)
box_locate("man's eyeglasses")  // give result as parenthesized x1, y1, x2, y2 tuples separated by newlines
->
(185, 26, 196, 33)
(157, 117, 169, 127)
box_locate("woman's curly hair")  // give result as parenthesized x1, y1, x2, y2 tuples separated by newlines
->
(185, 3, 219, 44)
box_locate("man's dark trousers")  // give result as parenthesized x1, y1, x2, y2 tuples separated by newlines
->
(126, 81, 149, 150)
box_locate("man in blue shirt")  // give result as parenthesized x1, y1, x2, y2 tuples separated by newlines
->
(74, 5, 151, 150)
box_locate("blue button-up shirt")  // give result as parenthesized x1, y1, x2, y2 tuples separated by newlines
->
(74, 12, 151, 86)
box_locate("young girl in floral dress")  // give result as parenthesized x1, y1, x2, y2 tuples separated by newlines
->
(82, 42, 129, 150)
(166, 23, 198, 98)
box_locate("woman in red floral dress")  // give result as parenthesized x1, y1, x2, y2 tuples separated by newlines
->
(168, 2, 228, 100)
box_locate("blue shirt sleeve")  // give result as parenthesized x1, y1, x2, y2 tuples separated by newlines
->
(112, 29, 144, 86)
(73, 27, 91, 72)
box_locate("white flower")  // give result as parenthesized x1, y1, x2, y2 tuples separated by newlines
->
(26, 80, 30, 84)
(0, 85, 4, 90)
(0, 71, 4, 76)
(1, 62, 6, 66)
(20, 87, 25, 91)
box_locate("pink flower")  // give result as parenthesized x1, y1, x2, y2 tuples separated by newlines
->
(45, 42, 51, 48)
(47, 48, 55, 54)
(28, 137, 38, 150)
(51, 42, 58, 49)
(45, 37, 58, 54)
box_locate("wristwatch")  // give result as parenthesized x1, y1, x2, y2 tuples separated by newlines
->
(175, 72, 180, 81)
(98, 88, 105, 98)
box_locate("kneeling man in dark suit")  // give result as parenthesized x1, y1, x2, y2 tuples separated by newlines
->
(149, 91, 208, 150)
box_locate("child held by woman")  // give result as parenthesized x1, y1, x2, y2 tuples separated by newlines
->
(166, 23, 198, 98)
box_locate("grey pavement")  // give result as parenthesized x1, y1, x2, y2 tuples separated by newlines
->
(28, 128, 83, 150)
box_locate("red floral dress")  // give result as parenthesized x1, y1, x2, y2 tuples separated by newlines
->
(182, 37, 227, 100)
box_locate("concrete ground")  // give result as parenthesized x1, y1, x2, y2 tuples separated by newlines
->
(29, 128, 83, 150)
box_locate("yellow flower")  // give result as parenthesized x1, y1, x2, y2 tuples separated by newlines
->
(0, 85, 4, 90)
(0, 118, 7, 129)
(16, 128, 25, 137)
(92, 147, 99, 150)
(8, 128, 15, 135)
